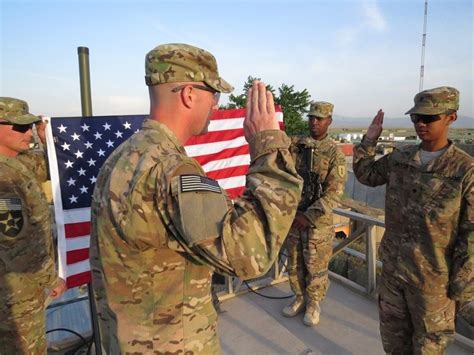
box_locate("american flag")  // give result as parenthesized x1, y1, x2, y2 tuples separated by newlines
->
(46, 108, 283, 289)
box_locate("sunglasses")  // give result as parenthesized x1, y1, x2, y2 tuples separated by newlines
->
(410, 114, 442, 124)
(308, 116, 330, 121)
(171, 84, 221, 103)
(0, 122, 34, 133)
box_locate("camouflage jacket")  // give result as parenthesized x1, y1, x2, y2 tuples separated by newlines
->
(0, 150, 57, 303)
(90, 119, 302, 354)
(290, 135, 347, 228)
(354, 137, 473, 300)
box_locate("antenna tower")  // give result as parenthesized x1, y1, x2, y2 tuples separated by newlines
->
(419, 0, 428, 92)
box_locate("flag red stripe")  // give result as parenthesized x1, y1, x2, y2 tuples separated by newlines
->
(65, 222, 90, 238)
(67, 272, 91, 289)
(193, 145, 249, 166)
(210, 108, 246, 120)
(225, 186, 245, 200)
(67, 248, 89, 264)
(206, 165, 249, 181)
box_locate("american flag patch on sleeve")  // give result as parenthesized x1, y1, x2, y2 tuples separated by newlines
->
(0, 198, 22, 212)
(180, 175, 222, 194)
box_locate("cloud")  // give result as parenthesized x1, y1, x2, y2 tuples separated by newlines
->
(363, 0, 388, 31)
(94, 95, 148, 115)
(334, 0, 387, 47)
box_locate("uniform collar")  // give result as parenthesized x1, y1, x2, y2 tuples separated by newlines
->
(141, 119, 187, 155)
(408, 140, 455, 170)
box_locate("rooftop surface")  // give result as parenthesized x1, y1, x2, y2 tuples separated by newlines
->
(218, 280, 470, 355)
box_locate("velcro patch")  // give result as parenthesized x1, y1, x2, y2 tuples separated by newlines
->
(0, 198, 24, 237)
(180, 174, 221, 194)
(0, 198, 22, 212)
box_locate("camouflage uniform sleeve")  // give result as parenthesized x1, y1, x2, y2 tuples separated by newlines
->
(304, 148, 347, 223)
(353, 135, 391, 187)
(16, 149, 48, 183)
(449, 167, 474, 301)
(166, 130, 303, 279)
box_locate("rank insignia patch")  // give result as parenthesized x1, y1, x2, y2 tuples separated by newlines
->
(0, 198, 24, 237)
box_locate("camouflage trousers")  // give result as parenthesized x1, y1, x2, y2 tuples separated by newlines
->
(378, 273, 455, 355)
(287, 225, 334, 304)
(0, 293, 47, 354)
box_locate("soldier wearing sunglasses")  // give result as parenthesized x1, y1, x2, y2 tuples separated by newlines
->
(353, 87, 473, 354)
(0, 97, 65, 353)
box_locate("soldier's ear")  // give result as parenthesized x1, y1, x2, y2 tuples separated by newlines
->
(445, 111, 457, 126)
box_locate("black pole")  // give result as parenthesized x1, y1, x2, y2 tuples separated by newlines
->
(77, 46, 101, 354)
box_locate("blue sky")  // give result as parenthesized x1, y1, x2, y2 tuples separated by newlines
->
(1, 0, 472, 121)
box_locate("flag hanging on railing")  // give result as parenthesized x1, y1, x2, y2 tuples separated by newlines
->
(46, 108, 283, 288)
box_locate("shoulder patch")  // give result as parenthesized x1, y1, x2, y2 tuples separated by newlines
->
(0, 197, 24, 238)
(180, 174, 222, 194)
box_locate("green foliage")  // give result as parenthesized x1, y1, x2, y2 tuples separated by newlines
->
(221, 76, 311, 136)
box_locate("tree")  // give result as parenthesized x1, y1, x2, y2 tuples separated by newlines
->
(221, 76, 311, 136)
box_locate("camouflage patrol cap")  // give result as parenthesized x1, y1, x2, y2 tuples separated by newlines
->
(405, 86, 459, 115)
(308, 101, 334, 118)
(0, 97, 41, 124)
(145, 43, 234, 93)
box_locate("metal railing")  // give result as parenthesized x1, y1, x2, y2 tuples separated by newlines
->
(218, 207, 384, 299)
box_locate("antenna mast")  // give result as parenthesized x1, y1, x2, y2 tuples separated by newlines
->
(419, 0, 428, 92)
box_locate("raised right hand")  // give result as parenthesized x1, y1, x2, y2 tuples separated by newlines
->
(365, 109, 385, 141)
(243, 80, 279, 142)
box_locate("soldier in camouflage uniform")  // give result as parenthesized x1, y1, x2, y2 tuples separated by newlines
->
(282, 101, 347, 326)
(353, 87, 473, 354)
(0, 97, 61, 354)
(90, 43, 303, 354)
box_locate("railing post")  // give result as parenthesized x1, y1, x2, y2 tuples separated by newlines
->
(366, 224, 377, 296)
(273, 256, 280, 280)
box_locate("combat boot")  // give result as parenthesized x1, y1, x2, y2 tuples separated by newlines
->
(303, 301, 321, 326)
(282, 296, 306, 317)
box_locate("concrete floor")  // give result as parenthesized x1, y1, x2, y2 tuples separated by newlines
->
(218, 281, 470, 355)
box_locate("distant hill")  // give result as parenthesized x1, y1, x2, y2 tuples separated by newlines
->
(331, 115, 473, 128)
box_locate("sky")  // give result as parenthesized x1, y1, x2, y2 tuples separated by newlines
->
(1, 0, 473, 122)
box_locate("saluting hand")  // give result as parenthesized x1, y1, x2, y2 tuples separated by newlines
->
(36, 118, 48, 146)
(365, 109, 384, 141)
(243, 81, 279, 142)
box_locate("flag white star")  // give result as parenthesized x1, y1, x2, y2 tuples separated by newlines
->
(103, 122, 111, 130)
(123, 121, 132, 129)
(87, 158, 96, 166)
(97, 149, 106, 157)
(61, 142, 71, 151)
(106, 139, 115, 148)
(74, 150, 84, 159)
(84, 141, 93, 149)
(94, 132, 102, 140)
(135, 129, 139, 133)
(71, 132, 81, 141)
(79, 185, 89, 194)
(69, 195, 78, 203)
(58, 124, 67, 133)
(89, 176, 97, 184)
(81, 123, 90, 132)
(77, 168, 87, 176)
(114, 130, 123, 138)
(64, 160, 74, 168)
(67, 177, 76, 186)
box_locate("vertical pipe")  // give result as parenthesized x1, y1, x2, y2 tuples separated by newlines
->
(419, 1, 428, 92)
(77, 46, 100, 353)
(77, 47, 93, 117)
(365, 224, 377, 296)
